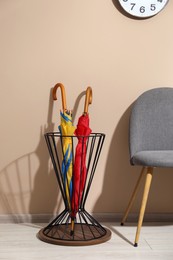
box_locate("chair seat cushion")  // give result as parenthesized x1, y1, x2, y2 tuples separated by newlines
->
(131, 150, 173, 167)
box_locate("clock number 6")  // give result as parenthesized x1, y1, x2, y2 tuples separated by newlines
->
(140, 6, 145, 13)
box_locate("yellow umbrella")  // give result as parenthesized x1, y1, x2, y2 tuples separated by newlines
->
(53, 83, 75, 209)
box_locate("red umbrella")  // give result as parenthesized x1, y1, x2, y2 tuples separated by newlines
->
(71, 87, 92, 233)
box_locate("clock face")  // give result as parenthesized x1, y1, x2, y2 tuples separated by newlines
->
(118, 0, 169, 18)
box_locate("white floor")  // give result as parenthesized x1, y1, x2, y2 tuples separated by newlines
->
(0, 222, 173, 260)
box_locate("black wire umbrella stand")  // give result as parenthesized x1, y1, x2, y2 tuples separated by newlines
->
(38, 132, 111, 246)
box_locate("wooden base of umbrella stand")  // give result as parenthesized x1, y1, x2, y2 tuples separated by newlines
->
(37, 211, 111, 246)
(38, 132, 111, 246)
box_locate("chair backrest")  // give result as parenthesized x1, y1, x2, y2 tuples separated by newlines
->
(130, 87, 173, 161)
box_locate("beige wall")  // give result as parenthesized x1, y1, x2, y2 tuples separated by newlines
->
(0, 0, 173, 216)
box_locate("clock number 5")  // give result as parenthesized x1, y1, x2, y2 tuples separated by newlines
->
(150, 4, 156, 11)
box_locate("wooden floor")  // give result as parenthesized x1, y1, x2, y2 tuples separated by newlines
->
(0, 222, 173, 259)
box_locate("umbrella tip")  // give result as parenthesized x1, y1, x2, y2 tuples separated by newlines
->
(70, 218, 75, 236)
(70, 230, 74, 236)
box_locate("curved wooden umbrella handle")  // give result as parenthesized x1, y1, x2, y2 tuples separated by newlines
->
(52, 83, 67, 111)
(84, 86, 92, 114)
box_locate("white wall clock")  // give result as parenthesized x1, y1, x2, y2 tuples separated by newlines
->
(118, 0, 169, 18)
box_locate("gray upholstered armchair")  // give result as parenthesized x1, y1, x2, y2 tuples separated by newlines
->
(121, 87, 173, 247)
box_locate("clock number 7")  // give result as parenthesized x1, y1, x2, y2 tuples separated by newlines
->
(130, 3, 136, 10)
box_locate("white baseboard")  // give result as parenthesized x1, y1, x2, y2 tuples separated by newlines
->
(93, 213, 173, 223)
(0, 214, 53, 224)
(0, 213, 173, 223)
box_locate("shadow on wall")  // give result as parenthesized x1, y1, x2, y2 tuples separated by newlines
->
(93, 104, 141, 214)
(0, 89, 60, 221)
(29, 89, 60, 218)
(0, 88, 87, 221)
(0, 152, 36, 222)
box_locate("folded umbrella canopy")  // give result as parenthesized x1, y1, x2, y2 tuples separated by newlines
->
(71, 87, 92, 232)
(53, 83, 75, 210)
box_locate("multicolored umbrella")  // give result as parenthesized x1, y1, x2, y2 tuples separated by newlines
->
(53, 83, 75, 209)
(71, 87, 92, 232)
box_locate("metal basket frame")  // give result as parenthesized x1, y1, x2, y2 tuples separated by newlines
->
(38, 132, 111, 246)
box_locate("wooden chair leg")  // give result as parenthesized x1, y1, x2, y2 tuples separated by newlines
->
(134, 167, 153, 247)
(121, 167, 146, 225)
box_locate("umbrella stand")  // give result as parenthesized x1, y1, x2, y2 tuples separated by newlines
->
(38, 132, 111, 246)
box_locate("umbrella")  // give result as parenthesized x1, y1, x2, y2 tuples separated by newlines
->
(71, 87, 92, 233)
(53, 83, 75, 209)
